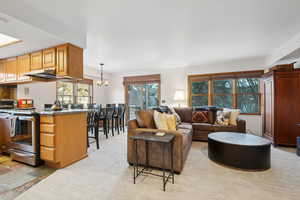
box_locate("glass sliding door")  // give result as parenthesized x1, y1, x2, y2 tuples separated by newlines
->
(127, 82, 159, 120)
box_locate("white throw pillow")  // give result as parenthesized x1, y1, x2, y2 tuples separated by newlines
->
(153, 110, 168, 130)
(223, 108, 240, 126)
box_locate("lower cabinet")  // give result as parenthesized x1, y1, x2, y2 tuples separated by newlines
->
(39, 113, 87, 169)
(40, 146, 56, 162)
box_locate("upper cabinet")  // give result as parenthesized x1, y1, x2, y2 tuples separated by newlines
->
(43, 48, 56, 69)
(30, 51, 43, 70)
(56, 44, 83, 79)
(0, 43, 83, 84)
(17, 54, 31, 81)
(5, 57, 17, 82)
(56, 45, 67, 76)
(0, 60, 5, 82)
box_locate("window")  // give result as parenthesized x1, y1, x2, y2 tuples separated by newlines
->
(236, 78, 260, 114)
(188, 71, 263, 114)
(191, 80, 208, 106)
(213, 79, 232, 108)
(76, 83, 92, 104)
(56, 80, 93, 105)
(57, 81, 74, 104)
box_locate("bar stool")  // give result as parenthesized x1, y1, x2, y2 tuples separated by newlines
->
(106, 105, 116, 136)
(118, 104, 126, 133)
(98, 106, 108, 139)
(87, 110, 100, 149)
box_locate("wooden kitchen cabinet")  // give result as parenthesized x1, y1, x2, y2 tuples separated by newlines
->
(43, 48, 56, 69)
(0, 60, 5, 82)
(0, 43, 83, 84)
(5, 57, 17, 82)
(40, 112, 87, 168)
(56, 44, 83, 79)
(30, 51, 43, 70)
(17, 54, 31, 81)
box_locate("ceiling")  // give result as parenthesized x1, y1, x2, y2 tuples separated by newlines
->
(1, 0, 300, 73)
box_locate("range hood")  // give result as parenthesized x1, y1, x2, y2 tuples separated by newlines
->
(24, 68, 57, 79)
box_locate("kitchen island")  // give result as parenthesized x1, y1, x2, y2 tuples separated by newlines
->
(0, 109, 88, 169)
(39, 110, 87, 169)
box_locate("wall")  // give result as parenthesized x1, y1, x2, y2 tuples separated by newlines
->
(17, 81, 56, 110)
(16, 67, 113, 109)
(108, 57, 266, 135)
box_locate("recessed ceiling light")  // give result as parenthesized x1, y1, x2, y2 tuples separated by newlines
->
(0, 33, 21, 48)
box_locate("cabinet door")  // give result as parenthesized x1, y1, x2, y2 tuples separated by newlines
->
(43, 48, 56, 69)
(30, 51, 43, 70)
(275, 73, 300, 145)
(17, 54, 31, 81)
(5, 57, 17, 81)
(0, 60, 5, 82)
(56, 45, 68, 76)
(263, 77, 273, 141)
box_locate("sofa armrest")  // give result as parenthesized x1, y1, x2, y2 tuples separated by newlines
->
(237, 118, 246, 133)
(128, 119, 139, 130)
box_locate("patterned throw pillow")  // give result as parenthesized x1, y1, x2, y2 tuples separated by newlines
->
(215, 110, 231, 126)
(192, 111, 209, 123)
(169, 107, 181, 124)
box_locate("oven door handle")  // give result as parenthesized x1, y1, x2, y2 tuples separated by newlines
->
(17, 116, 35, 121)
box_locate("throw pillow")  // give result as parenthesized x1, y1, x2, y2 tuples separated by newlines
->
(215, 110, 231, 126)
(192, 111, 209, 123)
(169, 107, 181, 124)
(135, 110, 156, 129)
(164, 113, 177, 131)
(153, 110, 168, 130)
(223, 108, 241, 126)
(153, 111, 177, 131)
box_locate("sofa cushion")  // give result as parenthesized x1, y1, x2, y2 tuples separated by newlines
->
(214, 125, 239, 132)
(192, 111, 209, 123)
(177, 123, 193, 130)
(135, 110, 156, 129)
(174, 107, 192, 123)
(192, 123, 216, 131)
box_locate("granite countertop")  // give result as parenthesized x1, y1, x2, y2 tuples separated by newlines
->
(0, 109, 88, 115)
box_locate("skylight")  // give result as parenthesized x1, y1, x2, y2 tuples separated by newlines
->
(0, 33, 21, 48)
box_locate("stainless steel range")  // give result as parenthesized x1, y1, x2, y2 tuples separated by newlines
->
(0, 110, 42, 166)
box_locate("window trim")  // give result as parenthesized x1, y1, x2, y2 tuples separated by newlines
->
(188, 70, 264, 115)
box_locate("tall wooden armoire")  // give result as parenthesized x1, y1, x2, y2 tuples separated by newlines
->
(262, 65, 300, 146)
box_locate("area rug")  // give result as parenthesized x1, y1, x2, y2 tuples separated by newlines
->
(15, 133, 300, 200)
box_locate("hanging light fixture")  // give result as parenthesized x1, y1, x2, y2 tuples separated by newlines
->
(96, 63, 109, 87)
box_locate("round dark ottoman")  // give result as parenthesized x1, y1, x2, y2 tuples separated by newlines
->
(208, 132, 272, 170)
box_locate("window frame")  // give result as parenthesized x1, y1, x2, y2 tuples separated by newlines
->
(188, 70, 263, 115)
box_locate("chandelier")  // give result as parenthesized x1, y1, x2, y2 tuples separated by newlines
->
(96, 63, 109, 87)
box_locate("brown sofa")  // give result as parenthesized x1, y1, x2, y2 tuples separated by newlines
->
(174, 107, 246, 141)
(127, 108, 246, 173)
(127, 110, 192, 173)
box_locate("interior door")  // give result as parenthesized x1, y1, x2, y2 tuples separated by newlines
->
(127, 82, 160, 120)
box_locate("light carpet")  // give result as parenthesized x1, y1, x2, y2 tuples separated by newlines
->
(16, 133, 300, 200)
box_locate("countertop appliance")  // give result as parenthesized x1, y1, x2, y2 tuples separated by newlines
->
(0, 99, 16, 109)
(17, 99, 34, 109)
(0, 112, 42, 166)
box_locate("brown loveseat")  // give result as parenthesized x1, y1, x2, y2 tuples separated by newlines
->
(127, 110, 192, 173)
(174, 107, 246, 141)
